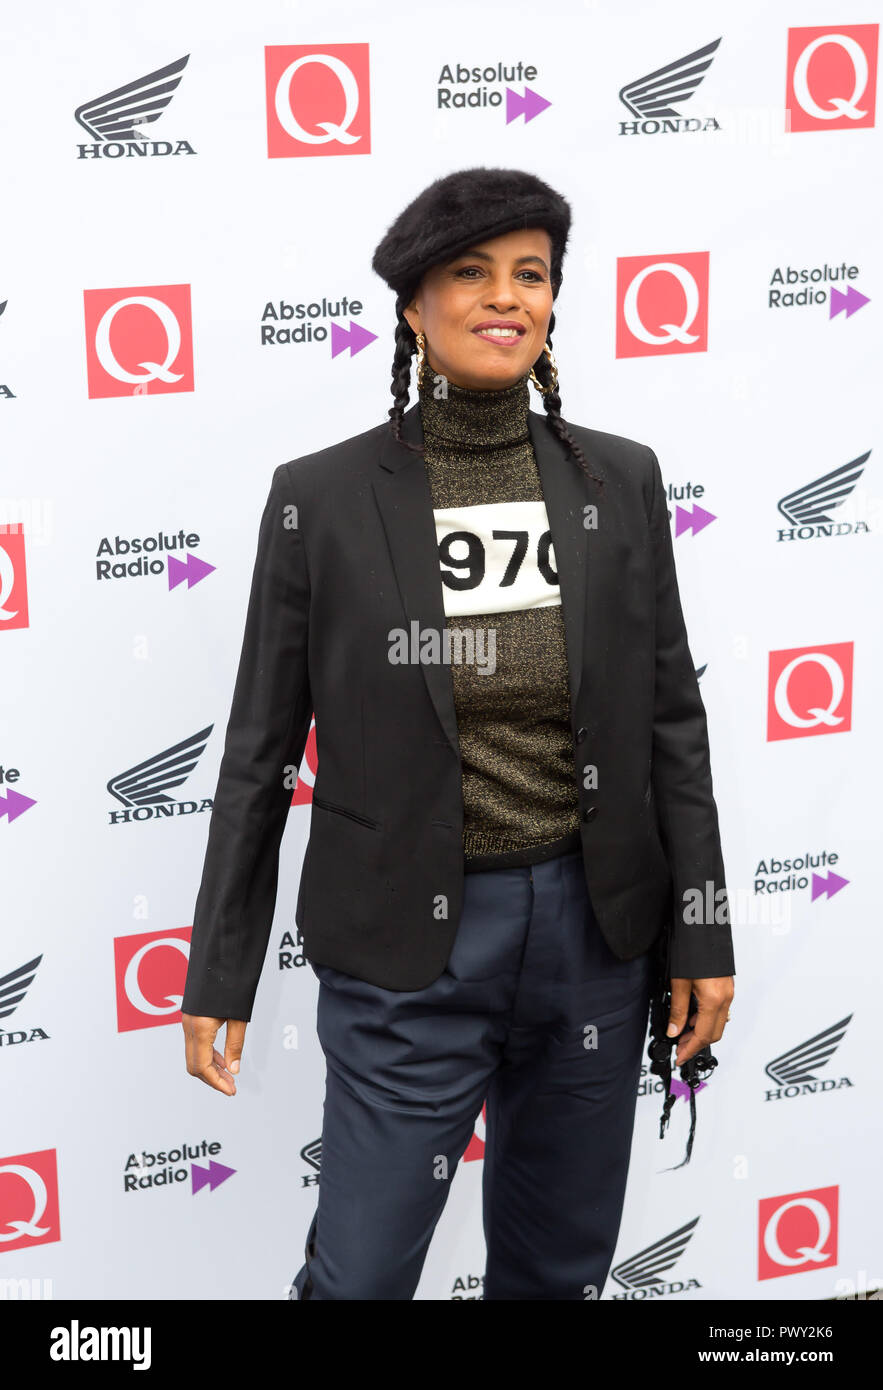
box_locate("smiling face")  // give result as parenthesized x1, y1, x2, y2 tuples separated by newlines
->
(402, 227, 555, 390)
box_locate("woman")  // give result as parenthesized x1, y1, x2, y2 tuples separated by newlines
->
(181, 167, 735, 1301)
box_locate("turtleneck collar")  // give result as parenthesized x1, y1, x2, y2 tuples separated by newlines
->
(417, 367, 531, 449)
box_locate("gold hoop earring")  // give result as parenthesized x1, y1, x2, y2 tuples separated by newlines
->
(415, 330, 427, 387)
(529, 340, 559, 397)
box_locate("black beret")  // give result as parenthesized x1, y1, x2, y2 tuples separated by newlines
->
(372, 166, 572, 307)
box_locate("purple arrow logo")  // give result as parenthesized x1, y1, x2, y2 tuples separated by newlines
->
(0, 788, 36, 824)
(811, 870, 849, 902)
(191, 1159, 236, 1194)
(330, 320, 377, 359)
(505, 86, 551, 125)
(168, 553, 216, 591)
(675, 502, 716, 537)
(830, 286, 869, 320)
(669, 1076, 707, 1102)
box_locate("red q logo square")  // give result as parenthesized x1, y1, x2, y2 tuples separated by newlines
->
(114, 927, 192, 1033)
(758, 1185, 838, 1280)
(767, 641, 853, 742)
(265, 44, 371, 158)
(0, 524, 29, 632)
(462, 1103, 487, 1163)
(616, 252, 709, 358)
(83, 284, 194, 399)
(786, 25, 878, 132)
(0, 1148, 61, 1253)
(290, 717, 317, 807)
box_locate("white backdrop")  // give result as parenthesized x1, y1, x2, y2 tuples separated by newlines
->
(2, 0, 881, 1301)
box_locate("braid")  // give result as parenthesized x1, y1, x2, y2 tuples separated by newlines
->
(531, 311, 603, 492)
(386, 297, 426, 457)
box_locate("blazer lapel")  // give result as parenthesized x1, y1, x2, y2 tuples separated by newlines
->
(374, 403, 461, 755)
(528, 408, 598, 714)
(373, 398, 606, 755)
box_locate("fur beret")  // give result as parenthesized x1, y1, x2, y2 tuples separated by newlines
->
(372, 166, 571, 307)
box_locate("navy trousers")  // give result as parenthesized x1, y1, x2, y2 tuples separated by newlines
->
(289, 849, 652, 1300)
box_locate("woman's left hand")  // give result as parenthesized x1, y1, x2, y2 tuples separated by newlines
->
(666, 975, 734, 1067)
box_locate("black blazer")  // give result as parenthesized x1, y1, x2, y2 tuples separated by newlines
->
(181, 401, 735, 1021)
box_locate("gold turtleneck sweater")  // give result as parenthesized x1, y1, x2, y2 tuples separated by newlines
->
(417, 368, 581, 871)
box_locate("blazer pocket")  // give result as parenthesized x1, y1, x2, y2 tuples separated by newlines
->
(310, 795, 381, 831)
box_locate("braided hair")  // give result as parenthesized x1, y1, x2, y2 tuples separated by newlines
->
(384, 293, 604, 493)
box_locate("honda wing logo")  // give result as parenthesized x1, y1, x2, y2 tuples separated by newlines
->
(300, 1139, 322, 1172)
(107, 726, 212, 810)
(610, 1216, 699, 1291)
(619, 38, 721, 119)
(777, 451, 869, 527)
(0, 956, 42, 1019)
(765, 1016, 852, 1086)
(75, 55, 189, 142)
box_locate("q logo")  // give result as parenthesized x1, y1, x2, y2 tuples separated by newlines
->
(462, 1103, 487, 1163)
(290, 716, 318, 807)
(0, 523, 28, 631)
(767, 642, 853, 742)
(114, 927, 192, 1032)
(758, 1186, 838, 1280)
(83, 284, 194, 399)
(265, 45, 371, 158)
(616, 252, 709, 358)
(0, 1149, 60, 1253)
(787, 25, 878, 132)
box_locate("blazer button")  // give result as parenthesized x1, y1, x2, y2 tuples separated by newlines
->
(575, 727, 588, 744)
(582, 805, 598, 822)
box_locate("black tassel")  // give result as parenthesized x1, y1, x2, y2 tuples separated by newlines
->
(646, 927, 718, 1168)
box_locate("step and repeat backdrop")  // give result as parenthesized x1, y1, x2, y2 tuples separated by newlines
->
(2, 0, 881, 1302)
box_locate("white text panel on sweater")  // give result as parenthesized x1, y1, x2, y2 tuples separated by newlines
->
(433, 501, 561, 618)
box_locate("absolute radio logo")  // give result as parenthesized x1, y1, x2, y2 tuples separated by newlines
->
(265, 45, 370, 158)
(95, 527, 216, 588)
(75, 54, 195, 159)
(259, 297, 378, 359)
(767, 261, 870, 318)
(83, 284, 194, 399)
(639, 1065, 707, 1105)
(113, 928, 191, 1032)
(106, 726, 213, 824)
(0, 523, 29, 631)
(618, 37, 721, 136)
(609, 1216, 701, 1298)
(122, 1139, 234, 1194)
(786, 25, 878, 132)
(278, 928, 307, 971)
(758, 1186, 838, 1280)
(764, 1016, 853, 1103)
(434, 61, 551, 126)
(1, 760, 36, 826)
(776, 451, 872, 542)
(616, 253, 709, 358)
(0, 956, 49, 1051)
(0, 1149, 60, 1253)
(767, 642, 853, 741)
(450, 1272, 485, 1299)
(753, 848, 848, 901)
(664, 478, 716, 539)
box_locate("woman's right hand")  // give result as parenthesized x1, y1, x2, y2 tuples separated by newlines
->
(182, 1014, 248, 1095)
